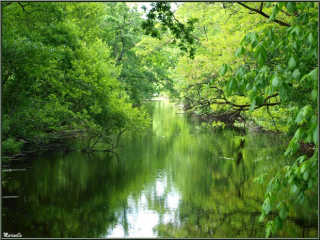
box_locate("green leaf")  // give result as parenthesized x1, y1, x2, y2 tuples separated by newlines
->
(254, 172, 268, 185)
(260, 46, 267, 58)
(274, 216, 283, 230)
(220, 64, 228, 76)
(266, 222, 272, 238)
(235, 67, 246, 80)
(252, 39, 259, 49)
(240, 33, 250, 45)
(311, 89, 318, 101)
(297, 155, 306, 164)
(294, 128, 301, 140)
(227, 78, 236, 95)
(278, 2, 286, 10)
(235, 46, 245, 57)
(263, 202, 272, 215)
(306, 47, 316, 59)
(249, 99, 256, 113)
(270, 5, 280, 20)
(271, 75, 280, 87)
(288, 56, 297, 69)
(308, 68, 318, 81)
(295, 105, 312, 124)
(266, 180, 274, 193)
(308, 32, 315, 44)
(290, 184, 298, 194)
(278, 84, 287, 100)
(297, 192, 305, 205)
(303, 169, 309, 181)
(292, 69, 300, 79)
(273, 178, 281, 191)
(258, 52, 266, 66)
(286, 2, 296, 13)
(285, 137, 300, 156)
(300, 162, 307, 173)
(301, 13, 309, 24)
(255, 96, 264, 106)
(259, 213, 266, 222)
(279, 205, 288, 220)
(250, 32, 259, 44)
(313, 125, 318, 145)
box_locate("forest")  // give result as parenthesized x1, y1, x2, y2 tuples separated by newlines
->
(1, 1, 318, 238)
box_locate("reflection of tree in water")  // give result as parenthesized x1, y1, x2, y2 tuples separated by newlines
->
(155, 135, 317, 238)
(2, 150, 152, 238)
(3, 102, 317, 238)
(156, 192, 317, 238)
(121, 202, 130, 236)
(235, 138, 245, 198)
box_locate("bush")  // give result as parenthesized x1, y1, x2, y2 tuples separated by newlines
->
(2, 138, 24, 155)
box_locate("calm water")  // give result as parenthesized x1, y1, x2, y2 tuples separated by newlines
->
(2, 100, 318, 238)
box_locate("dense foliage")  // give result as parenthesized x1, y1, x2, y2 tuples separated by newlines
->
(142, 1, 318, 237)
(2, 2, 170, 153)
(1, 1, 318, 237)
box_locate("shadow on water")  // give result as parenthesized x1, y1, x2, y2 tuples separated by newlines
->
(2, 100, 318, 238)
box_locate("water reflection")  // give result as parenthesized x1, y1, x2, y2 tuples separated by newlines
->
(106, 171, 181, 238)
(2, 100, 318, 238)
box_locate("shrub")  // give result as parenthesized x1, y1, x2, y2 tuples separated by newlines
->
(2, 138, 24, 155)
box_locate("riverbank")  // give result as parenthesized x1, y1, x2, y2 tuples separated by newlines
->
(176, 101, 316, 158)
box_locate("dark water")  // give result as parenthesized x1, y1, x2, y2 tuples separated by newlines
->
(2, 100, 318, 238)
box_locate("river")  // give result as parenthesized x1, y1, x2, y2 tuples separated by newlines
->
(2, 100, 318, 238)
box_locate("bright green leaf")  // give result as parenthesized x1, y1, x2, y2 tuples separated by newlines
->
(292, 69, 300, 79)
(311, 89, 318, 101)
(300, 162, 307, 173)
(259, 213, 266, 222)
(263, 202, 272, 215)
(308, 68, 318, 81)
(249, 99, 256, 113)
(266, 223, 272, 238)
(271, 75, 280, 87)
(288, 56, 297, 69)
(303, 169, 309, 181)
(297, 155, 306, 164)
(294, 128, 301, 140)
(290, 184, 298, 194)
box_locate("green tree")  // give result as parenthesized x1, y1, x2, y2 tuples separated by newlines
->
(142, 2, 318, 237)
(2, 2, 150, 153)
(101, 2, 177, 104)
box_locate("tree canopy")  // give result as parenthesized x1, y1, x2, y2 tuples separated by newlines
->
(2, 2, 153, 153)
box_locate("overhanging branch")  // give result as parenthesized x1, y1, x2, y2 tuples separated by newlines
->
(237, 2, 290, 27)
